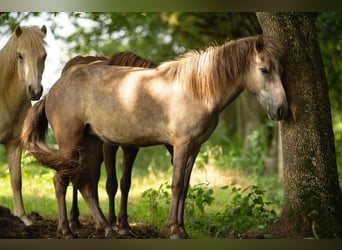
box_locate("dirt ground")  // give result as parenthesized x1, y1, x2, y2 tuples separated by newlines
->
(0, 205, 302, 239)
(0, 205, 167, 239)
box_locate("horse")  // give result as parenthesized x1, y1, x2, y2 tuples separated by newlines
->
(21, 35, 288, 239)
(61, 51, 161, 236)
(0, 25, 47, 226)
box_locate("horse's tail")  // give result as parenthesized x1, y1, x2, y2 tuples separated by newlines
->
(21, 97, 78, 175)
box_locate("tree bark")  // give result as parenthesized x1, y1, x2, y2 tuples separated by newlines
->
(256, 12, 342, 238)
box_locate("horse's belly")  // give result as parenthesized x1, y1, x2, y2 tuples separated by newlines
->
(88, 118, 168, 147)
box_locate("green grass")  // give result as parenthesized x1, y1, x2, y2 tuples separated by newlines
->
(2, 109, 341, 238)
(0, 119, 293, 238)
(1, 95, 341, 238)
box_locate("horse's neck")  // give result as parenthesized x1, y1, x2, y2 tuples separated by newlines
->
(0, 44, 17, 91)
(209, 77, 245, 114)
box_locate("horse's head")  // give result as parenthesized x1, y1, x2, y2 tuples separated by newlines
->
(15, 25, 47, 100)
(244, 36, 288, 121)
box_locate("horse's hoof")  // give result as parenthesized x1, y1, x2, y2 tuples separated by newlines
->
(118, 228, 130, 236)
(104, 226, 115, 238)
(20, 216, 33, 226)
(170, 233, 183, 239)
(64, 234, 75, 239)
(69, 221, 80, 233)
(111, 224, 120, 232)
(57, 228, 75, 239)
(169, 225, 189, 239)
(57, 233, 75, 239)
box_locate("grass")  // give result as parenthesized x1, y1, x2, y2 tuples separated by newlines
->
(1, 126, 285, 239)
(0, 119, 296, 238)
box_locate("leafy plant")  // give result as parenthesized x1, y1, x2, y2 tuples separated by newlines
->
(139, 181, 277, 238)
(207, 185, 278, 238)
(140, 182, 170, 225)
(186, 183, 214, 216)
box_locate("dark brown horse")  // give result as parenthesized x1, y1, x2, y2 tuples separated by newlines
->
(22, 35, 287, 239)
(61, 52, 161, 235)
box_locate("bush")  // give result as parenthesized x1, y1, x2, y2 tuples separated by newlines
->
(139, 182, 278, 238)
(207, 185, 278, 238)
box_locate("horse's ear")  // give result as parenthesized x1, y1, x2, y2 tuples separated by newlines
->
(15, 25, 22, 37)
(255, 35, 264, 53)
(41, 25, 47, 35)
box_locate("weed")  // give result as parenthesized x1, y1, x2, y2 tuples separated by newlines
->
(140, 182, 170, 225)
(210, 185, 278, 238)
(138, 181, 278, 238)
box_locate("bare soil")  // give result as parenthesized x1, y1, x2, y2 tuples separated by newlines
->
(0, 205, 302, 239)
(0, 205, 167, 239)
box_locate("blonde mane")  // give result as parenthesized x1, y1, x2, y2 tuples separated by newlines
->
(0, 26, 47, 87)
(159, 35, 284, 102)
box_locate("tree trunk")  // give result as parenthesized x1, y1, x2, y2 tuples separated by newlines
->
(256, 12, 342, 238)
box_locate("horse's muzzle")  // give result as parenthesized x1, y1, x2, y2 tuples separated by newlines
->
(268, 105, 288, 121)
(27, 84, 43, 100)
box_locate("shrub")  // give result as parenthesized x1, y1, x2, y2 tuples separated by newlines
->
(139, 182, 278, 238)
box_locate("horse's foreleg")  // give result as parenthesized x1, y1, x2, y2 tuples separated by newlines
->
(167, 142, 190, 239)
(6, 140, 32, 226)
(54, 172, 74, 238)
(118, 146, 139, 236)
(103, 143, 119, 228)
(177, 146, 201, 237)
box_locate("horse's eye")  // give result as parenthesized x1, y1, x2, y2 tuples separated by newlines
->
(260, 68, 269, 74)
(17, 53, 24, 61)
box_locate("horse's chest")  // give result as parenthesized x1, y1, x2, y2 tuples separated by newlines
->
(0, 118, 15, 143)
(0, 102, 28, 143)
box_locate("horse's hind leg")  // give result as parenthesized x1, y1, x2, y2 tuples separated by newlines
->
(69, 185, 81, 232)
(54, 172, 74, 238)
(6, 140, 32, 226)
(77, 135, 114, 238)
(103, 143, 119, 229)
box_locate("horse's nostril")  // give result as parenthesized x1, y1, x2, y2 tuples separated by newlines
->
(277, 106, 284, 119)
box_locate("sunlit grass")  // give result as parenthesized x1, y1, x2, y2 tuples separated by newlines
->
(0, 120, 286, 237)
(0, 142, 258, 221)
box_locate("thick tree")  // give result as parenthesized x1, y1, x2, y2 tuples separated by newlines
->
(256, 12, 342, 238)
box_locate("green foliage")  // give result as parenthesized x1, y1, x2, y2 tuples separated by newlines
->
(316, 12, 342, 110)
(315, 12, 342, 186)
(207, 185, 278, 238)
(186, 183, 214, 215)
(56, 13, 177, 63)
(198, 122, 270, 177)
(139, 182, 277, 238)
(50, 12, 262, 64)
(140, 182, 170, 226)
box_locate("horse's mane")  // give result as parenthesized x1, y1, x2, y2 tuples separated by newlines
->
(0, 26, 46, 85)
(106, 51, 157, 68)
(61, 55, 110, 74)
(159, 35, 284, 102)
(62, 51, 156, 74)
